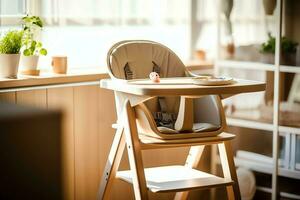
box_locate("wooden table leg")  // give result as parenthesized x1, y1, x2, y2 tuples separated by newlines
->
(218, 141, 241, 200)
(174, 145, 205, 200)
(97, 126, 125, 200)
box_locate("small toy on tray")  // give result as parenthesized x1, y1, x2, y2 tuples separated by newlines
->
(149, 72, 160, 83)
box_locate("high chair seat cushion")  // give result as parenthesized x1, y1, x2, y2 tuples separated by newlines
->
(157, 123, 220, 134)
(193, 123, 221, 132)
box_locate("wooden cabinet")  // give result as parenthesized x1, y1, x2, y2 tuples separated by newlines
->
(73, 85, 99, 200)
(0, 85, 122, 200)
(0, 92, 15, 103)
(16, 90, 47, 108)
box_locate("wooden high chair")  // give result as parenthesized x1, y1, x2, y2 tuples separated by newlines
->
(98, 40, 265, 200)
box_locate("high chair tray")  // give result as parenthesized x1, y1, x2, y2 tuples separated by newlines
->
(116, 165, 233, 193)
(101, 78, 265, 96)
(127, 77, 235, 86)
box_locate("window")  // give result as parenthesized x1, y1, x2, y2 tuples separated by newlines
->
(0, 0, 25, 27)
(1, 0, 190, 70)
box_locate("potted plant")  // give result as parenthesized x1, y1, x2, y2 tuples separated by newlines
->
(19, 15, 47, 73)
(261, 34, 298, 104)
(260, 33, 298, 65)
(0, 30, 24, 78)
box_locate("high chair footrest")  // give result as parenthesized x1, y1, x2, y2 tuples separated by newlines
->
(116, 165, 233, 193)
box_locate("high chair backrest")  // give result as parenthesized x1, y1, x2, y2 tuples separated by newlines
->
(107, 40, 186, 118)
(107, 40, 186, 80)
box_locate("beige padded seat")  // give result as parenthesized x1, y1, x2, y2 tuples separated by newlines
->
(107, 40, 225, 139)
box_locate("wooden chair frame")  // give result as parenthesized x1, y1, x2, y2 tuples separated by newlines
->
(98, 40, 265, 200)
(97, 93, 241, 200)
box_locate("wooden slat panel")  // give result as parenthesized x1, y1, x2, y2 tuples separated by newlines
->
(73, 85, 99, 200)
(0, 92, 16, 103)
(47, 87, 75, 200)
(16, 90, 47, 108)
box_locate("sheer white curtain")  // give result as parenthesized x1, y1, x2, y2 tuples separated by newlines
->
(41, 0, 188, 26)
(0, 0, 25, 27)
(195, 0, 275, 57)
(38, 0, 190, 69)
(229, 0, 275, 45)
(0, 0, 276, 69)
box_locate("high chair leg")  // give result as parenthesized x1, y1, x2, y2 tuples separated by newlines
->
(124, 100, 149, 200)
(98, 126, 126, 200)
(218, 141, 241, 200)
(174, 145, 206, 200)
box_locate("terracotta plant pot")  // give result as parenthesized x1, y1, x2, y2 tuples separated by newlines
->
(260, 53, 274, 64)
(263, 0, 276, 15)
(260, 52, 296, 65)
(19, 55, 39, 70)
(281, 53, 296, 66)
(0, 54, 20, 78)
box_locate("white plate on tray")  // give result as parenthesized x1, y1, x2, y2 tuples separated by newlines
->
(192, 76, 235, 86)
(127, 76, 235, 86)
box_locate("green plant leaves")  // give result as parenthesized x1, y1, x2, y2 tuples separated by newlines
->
(23, 40, 47, 56)
(31, 40, 37, 48)
(36, 42, 42, 48)
(21, 15, 48, 56)
(282, 37, 298, 54)
(0, 15, 48, 56)
(0, 30, 24, 54)
(22, 15, 43, 29)
(260, 33, 298, 54)
(23, 48, 31, 56)
(260, 33, 276, 54)
(39, 48, 47, 56)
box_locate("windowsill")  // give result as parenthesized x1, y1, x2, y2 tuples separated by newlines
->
(0, 60, 214, 90)
(0, 68, 109, 90)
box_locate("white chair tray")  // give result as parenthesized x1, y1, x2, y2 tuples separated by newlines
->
(127, 76, 235, 86)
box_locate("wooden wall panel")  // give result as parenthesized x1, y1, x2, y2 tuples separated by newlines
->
(0, 92, 16, 103)
(73, 85, 99, 200)
(0, 84, 211, 200)
(16, 90, 47, 108)
(97, 88, 134, 200)
(47, 87, 75, 200)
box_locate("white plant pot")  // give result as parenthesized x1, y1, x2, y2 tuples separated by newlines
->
(0, 54, 20, 78)
(19, 55, 39, 71)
